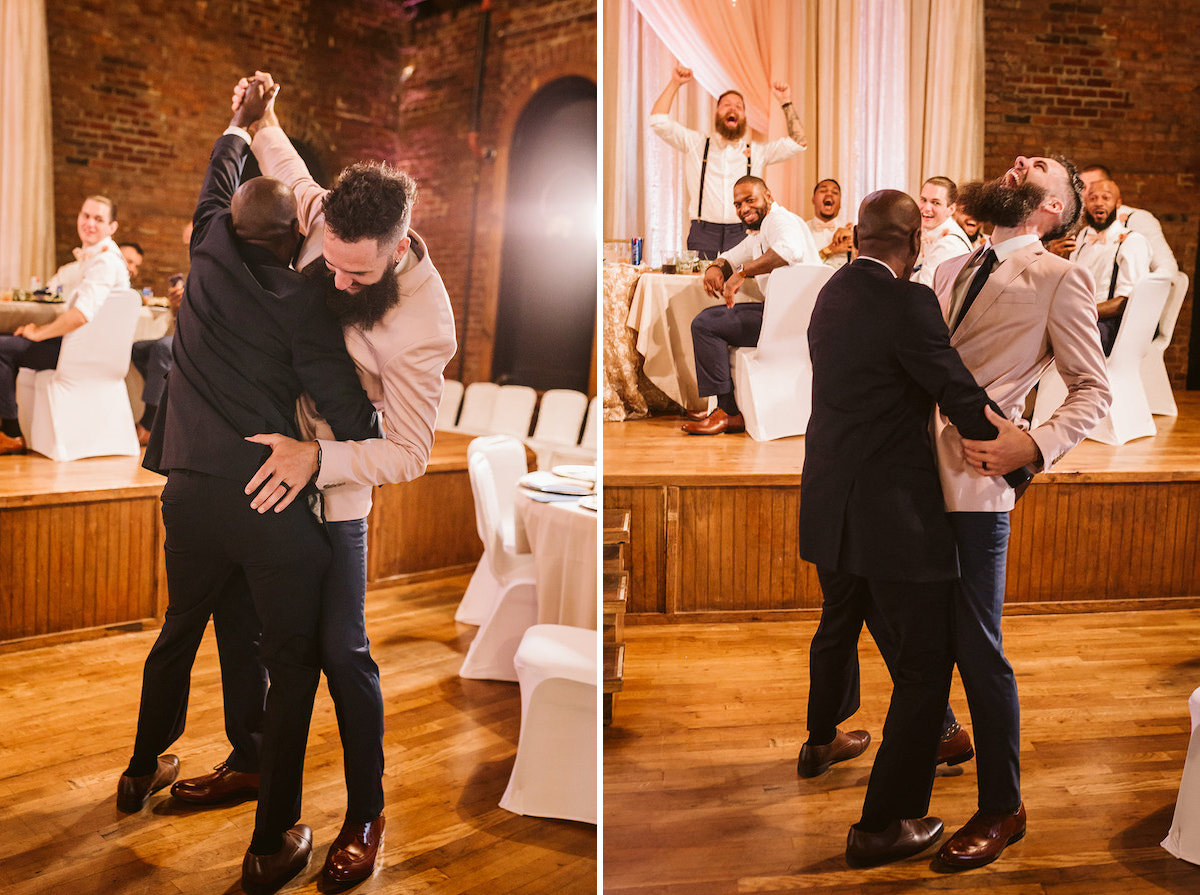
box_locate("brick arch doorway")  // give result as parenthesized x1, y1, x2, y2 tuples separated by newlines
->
(490, 75, 596, 393)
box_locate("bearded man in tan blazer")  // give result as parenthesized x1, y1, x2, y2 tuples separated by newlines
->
(924, 155, 1111, 869)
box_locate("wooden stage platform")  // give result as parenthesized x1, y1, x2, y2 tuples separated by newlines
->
(0, 431, 483, 651)
(603, 392, 1200, 623)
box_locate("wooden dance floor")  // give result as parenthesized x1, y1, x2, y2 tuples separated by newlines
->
(603, 392, 1200, 623)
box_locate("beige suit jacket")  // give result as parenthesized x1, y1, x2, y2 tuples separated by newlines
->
(932, 240, 1111, 512)
(252, 125, 458, 522)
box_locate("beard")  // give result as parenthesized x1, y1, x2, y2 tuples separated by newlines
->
(714, 115, 747, 142)
(957, 178, 1049, 230)
(302, 256, 401, 329)
(1086, 207, 1116, 231)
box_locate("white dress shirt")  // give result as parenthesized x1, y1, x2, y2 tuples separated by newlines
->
(717, 203, 820, 291)
(807, 215, 852, 269)
(46, 236, 130, 321)
(1069, 219, 1151, 304)
(912, 217, 972, 288)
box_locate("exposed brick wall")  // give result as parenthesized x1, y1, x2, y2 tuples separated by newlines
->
(43, 0, 596, 388)
(984, 0, 1200, 387)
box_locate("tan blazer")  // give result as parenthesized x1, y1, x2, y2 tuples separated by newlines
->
(931, 240, 1111, 512)
(253, 125, 458, 522)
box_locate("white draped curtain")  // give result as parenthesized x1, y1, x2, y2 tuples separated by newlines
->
(0, 0, 55, 287)
(603, 0, 984, 262)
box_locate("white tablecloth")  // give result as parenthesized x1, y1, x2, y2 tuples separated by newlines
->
(0, 301, 170, 341)
(515, 490, 597, 630)
(625, 272, 763, 412)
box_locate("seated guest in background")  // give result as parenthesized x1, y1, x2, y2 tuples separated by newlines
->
(954, 207, 986, 250)
(1080, 164, 1178, 275)
(131, 272, 184, 444)
(682, 175, 819, 435)
(0, 196, 129, 455)
(911, 176, 972, 287)
(1069, 179, 1151, 355)
(650, 65, 807, 259)
(807, 178, 854, 269)
(120, 241, 144, 284)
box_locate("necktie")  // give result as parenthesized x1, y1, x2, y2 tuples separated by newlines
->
(953, 248, 996, 332)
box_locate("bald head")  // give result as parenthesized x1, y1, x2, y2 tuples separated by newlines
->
(854, 190, 923, 277)
(231, 177, 300, 261)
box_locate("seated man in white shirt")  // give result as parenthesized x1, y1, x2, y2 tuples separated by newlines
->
(650, 65, 807, 260)
(807, 178, 854, 269)
(1080, 163, 1177, 275)
(911, 176, 972, 287)
(682, 175, 820, 435)
(0, 195, 130, 454)
(1069, 178, 1151, 355)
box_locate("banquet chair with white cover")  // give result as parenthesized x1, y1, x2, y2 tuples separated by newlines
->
(436, 378, 464, 431)
(454, 381, 500, 434)
(499, 624, 597, 824)
(459, 439, 538, 681)
(525, 388, 588, 469)
(1162, 686, 1200, 864)
(487, 384, 538, 438)
(544, 395, 598, 467)
(16, 288, 142, 461)
(456, 435, 532, 625)
(1141, 272, 1189, 416)
(730, 263, 834, 441)
(1032, 273, 1172, 446)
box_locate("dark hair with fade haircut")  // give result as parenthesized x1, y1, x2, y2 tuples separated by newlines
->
(923, 175, 958, 204)
(322, 161, 418, 250)
(1044, 153, 1084, 241)
(734, 174, 768, 191)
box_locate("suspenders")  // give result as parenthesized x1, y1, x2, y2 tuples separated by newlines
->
(696, 137, 753, 220)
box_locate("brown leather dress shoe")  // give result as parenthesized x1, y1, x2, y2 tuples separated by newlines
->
(0, 432, 27, 455)
(684, 408, 711, 421)
(323, 813, 385, 883)
(171, 761, 260, 805)
(242, 824, 312, 894)
(135, 423, 152, 446)
(937, 721, 975, 766)
(681, 409, 745, 435)
(116, 754, 180, 812)
(846, 816, 944, 868)
(797, 728, 871, 778)
(938, 803, 1026, 869)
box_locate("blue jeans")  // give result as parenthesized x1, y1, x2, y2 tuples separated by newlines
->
(322, 518, 385, 822)
(949, 511, 1021, 814)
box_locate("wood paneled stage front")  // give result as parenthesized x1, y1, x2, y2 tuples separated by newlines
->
(603, 393, 1200, 623)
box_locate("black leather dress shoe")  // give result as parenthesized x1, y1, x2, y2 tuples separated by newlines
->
(936, 721, 975, 766)
(797, 728, 871, 778)
(846, 816, 944, 868)
(116, 754, 180, 812)
(242, 824, 312, 894)
(681, 409, 745, 435)
(938, 804, 1026, 869)
(171, 761, 259, 805)
(323, 813, 385, 882)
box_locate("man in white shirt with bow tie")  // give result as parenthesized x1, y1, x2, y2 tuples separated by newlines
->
(0, 195, 130, 454)
(1068, 178, 1150, 355)
(807, 178, 854, 269)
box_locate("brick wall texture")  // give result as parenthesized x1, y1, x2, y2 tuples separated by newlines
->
(43, 0, 597, 387)
(983, 0, 1200, 387)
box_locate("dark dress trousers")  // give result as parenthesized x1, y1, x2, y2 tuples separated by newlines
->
(799, 258, 1001, 826)
(132, 133, 381, 851)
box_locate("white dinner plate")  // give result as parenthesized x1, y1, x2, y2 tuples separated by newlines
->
(551, 464, 597, 484)
(577, 494, 599, 512)
(519, 471, 593, 495)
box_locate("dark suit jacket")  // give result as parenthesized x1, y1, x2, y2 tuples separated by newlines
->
(144, 134, 380, 483)
(798, 258, 1000, 582)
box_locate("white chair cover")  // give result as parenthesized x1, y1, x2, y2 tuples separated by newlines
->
(731, 263, 834, 441)
(1162, 687, 1200, 864)
(436, 378, 464, 431)
(459, 438, 539, 681)
(16, 288, 141, 461)
(455, 381, 500, 435)
(1141, 272, 1189, 416)
(499, 624, 598, 824)
(526, 388, 588, 469)
(487, 384, 538, 438)
(1032, 273, 1172, 446)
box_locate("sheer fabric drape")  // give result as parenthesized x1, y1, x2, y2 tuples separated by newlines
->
(0, 0, 55, 286)
(603, 0, 984, 259)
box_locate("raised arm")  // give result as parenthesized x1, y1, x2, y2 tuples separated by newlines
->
(771, 81, 808, 148)
(651, 65, 693, 116)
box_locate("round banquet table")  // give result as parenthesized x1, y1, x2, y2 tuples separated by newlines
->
(514, 490, 597, 630)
